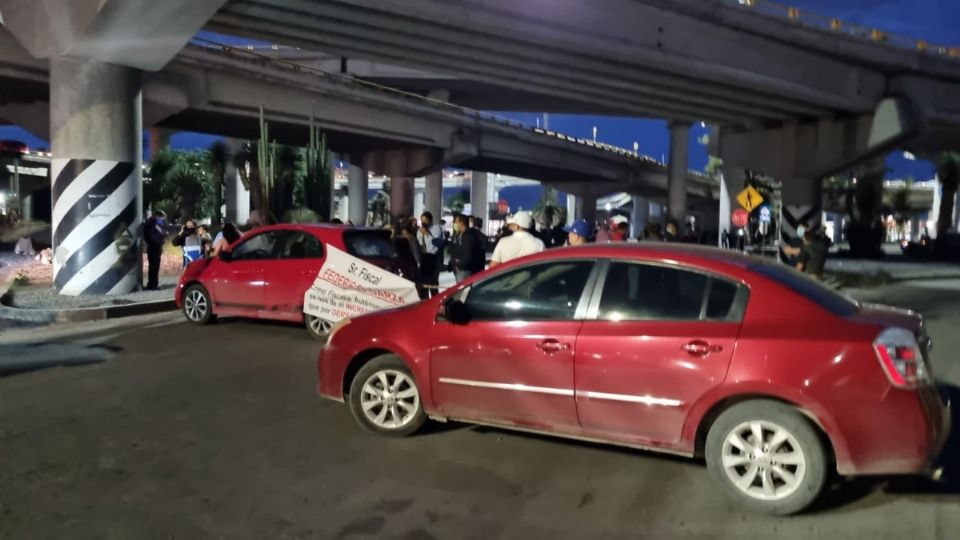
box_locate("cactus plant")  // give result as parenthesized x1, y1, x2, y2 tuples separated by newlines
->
(304, 104, 333, 221)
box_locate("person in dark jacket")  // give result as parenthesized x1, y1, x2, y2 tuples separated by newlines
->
(449, 214, 487, 282)
(143, 210, 167, 290)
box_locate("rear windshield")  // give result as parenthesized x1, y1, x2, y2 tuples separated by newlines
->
(343, 230, 397, 259)
(749, 260, 860, 316)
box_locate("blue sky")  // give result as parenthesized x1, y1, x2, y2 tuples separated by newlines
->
(1, 0, 954, 181)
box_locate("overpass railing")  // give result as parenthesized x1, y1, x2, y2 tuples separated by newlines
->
(188, 37, 713, 183)
(726, 0, 959, 59)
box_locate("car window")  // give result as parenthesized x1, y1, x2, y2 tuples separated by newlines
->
(597, 262, 747, 322)
(278, 231, 324, 259)
(464, 261, 594, 321)
(344, 230, 397, 259)
(748, 260, 858, 316)
(231, 231, 278, 261)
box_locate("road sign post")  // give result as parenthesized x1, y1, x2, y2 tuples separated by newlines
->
(736, 186, 764, 212)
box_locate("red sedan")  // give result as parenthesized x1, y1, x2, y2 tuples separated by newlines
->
(317, 243, 950, 514)
(175, 224, 400, 339)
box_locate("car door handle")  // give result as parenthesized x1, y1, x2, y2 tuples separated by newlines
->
(682, 341, 723, 355)
(537, 339, 571, 353)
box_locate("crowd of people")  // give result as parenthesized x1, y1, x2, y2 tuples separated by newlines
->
(142, 210, 242, 290)
(144, 205, 831, 295)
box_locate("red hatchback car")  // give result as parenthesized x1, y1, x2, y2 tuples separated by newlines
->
(317, 243, 951, 514)
(176, 224, 400, 339)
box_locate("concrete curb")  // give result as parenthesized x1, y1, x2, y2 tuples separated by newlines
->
(0, 294, 177, 324)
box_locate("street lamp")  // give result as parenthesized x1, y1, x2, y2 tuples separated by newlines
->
(592, 126, 597, 143)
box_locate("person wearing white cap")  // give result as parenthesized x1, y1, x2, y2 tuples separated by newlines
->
(490, 210, 545, 267)
(609, 214, 629, 242)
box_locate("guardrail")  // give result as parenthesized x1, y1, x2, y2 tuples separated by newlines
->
(726, 0, 959, 59)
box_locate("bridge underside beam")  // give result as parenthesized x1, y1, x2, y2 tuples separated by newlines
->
(713, 97, 924, 180)
(209, 0, 869, 125)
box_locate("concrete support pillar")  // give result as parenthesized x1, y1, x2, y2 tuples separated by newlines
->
(631, 196, 650, 238)
(954, 185, 960, 232)
(932, 175, 942, 239)
(779, 177, 823, 262)
(50, 57, 142, 296)
(347, 164, 368, 226)
(575, 194, 597, 228)
(224, 138, 249, 226)
(390, 176, 414, 222)
(910, 215, 921, 241)
(414, 188, 425, 221)
(471, 171, 488, 220)
(667, 121, 691, 225)
(424, 171, 443, 221)
(566, 193, 577, 226)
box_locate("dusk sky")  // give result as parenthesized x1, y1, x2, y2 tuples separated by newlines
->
(1, 0, 956, 180)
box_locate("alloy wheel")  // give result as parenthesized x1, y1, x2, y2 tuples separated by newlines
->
(309, 316, 332, 335)
(184, 289, 208, 322)
(721, 420, 807, 501)
(359, 370, 420, 429)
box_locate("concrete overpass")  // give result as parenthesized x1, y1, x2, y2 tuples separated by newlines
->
(204, 0, 960, 245)
(0, 31, 714, 203)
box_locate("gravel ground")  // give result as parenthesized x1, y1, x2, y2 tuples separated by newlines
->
(1, 247, 184, 311)
(5, 276, 179, 309)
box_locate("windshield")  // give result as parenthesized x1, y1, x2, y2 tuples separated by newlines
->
(748, 260, 860, 316)
(343, 230, 397, 259)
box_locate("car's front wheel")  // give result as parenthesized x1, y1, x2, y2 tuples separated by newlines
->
(705, 400, 827, 515)
(348, 355, 426, 437)
(182, 284, 215, 325)
(305, 314, 332, 342)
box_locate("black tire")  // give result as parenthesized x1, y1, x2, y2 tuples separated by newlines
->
(705, 400, 827, 515)
(348, 355, 426, 437)
(182, 284, 215, 325)
(305, 314, 332, 342)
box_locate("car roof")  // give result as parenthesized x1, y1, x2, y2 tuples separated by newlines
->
(511, 242, 757, 270)
(244, 223, 388, 234)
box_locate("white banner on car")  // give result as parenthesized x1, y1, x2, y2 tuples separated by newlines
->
(303, 245, 419, 323)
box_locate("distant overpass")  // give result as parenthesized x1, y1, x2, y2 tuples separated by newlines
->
(0, 30, 712, 198)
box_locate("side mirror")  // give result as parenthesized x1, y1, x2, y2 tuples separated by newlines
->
(443, 299, 471, 325)
(219, 251, 233, 262)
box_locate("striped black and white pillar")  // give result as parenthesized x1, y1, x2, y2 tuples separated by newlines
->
(50, 57, 143, 296)
(779, 179, 823, 263)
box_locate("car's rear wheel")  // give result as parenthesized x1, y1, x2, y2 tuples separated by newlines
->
(705, 400, 827, 515)
(348, 355, 425, 437)
(305, 314, 332, 342)
(182, 285, 215, 325)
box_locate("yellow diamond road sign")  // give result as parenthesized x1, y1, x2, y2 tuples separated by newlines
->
(736, 186, 764, 212)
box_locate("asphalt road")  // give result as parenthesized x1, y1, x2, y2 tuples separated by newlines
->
(2, 281, 960, 539)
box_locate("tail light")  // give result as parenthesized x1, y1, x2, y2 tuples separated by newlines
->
(873, 327, 929, 389)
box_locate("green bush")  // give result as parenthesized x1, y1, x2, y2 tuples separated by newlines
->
(283, 207, 319, 224)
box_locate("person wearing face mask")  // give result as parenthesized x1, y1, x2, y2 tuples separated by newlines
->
(172, 218, 203, 267)
(781, 224, 807, 266)
(449, 214, 487, 282)
(143, 210, 167, 290)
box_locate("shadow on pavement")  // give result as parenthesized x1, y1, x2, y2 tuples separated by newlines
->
(813, 383, 960, 513)
(0, 343, 121, 377)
